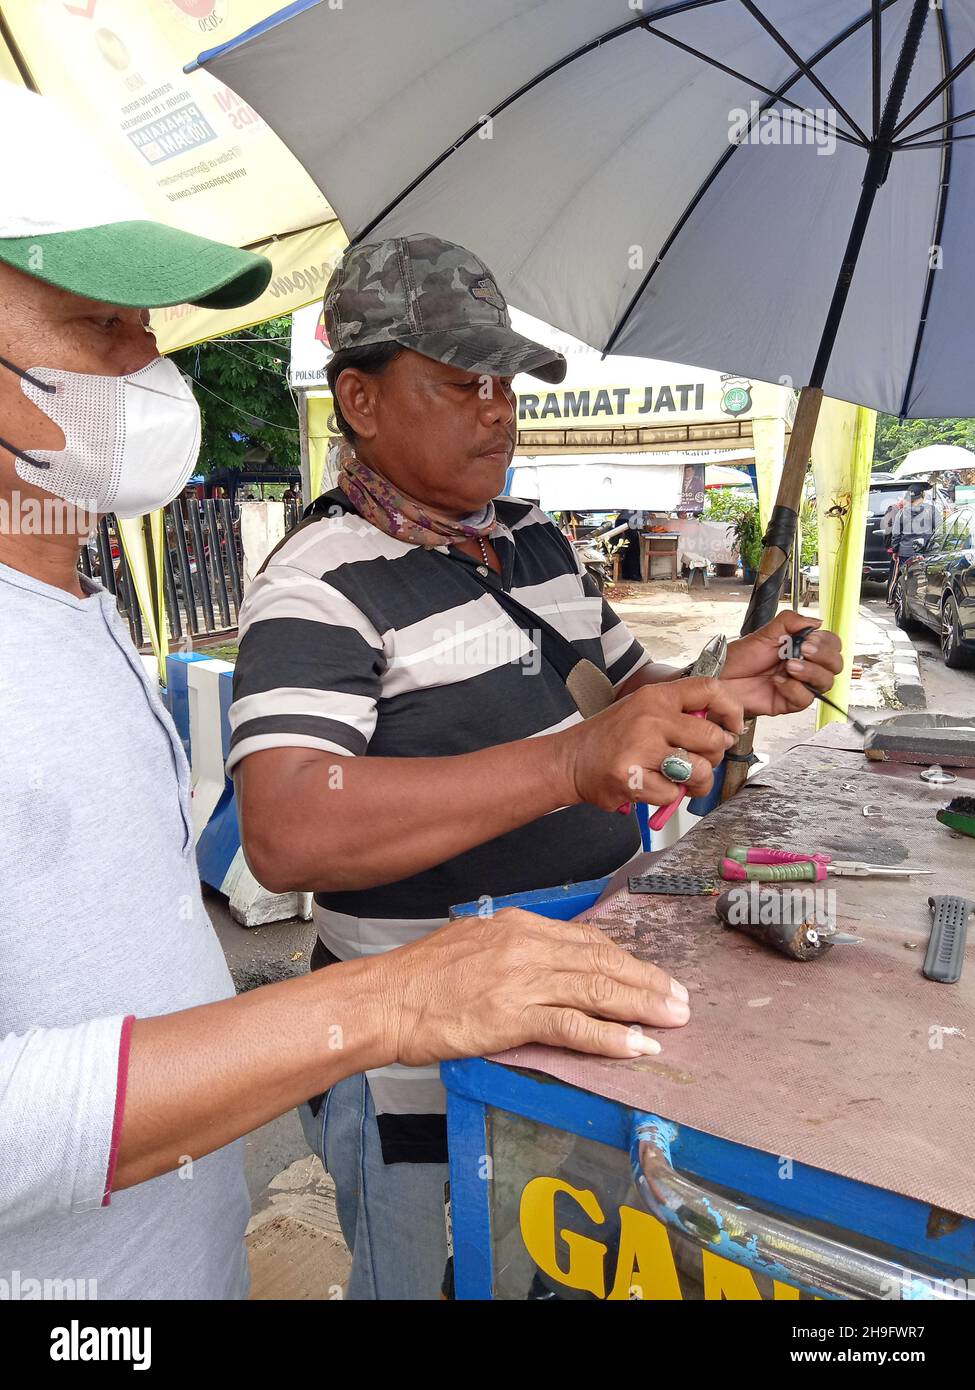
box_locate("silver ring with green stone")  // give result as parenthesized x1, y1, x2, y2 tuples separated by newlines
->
(660, 749, 693, 784)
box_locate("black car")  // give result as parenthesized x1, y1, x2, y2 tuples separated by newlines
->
(862, 477, 948, 586)
(894, 507, 975, 668)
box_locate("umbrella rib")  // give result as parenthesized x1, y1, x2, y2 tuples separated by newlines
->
(603, 0, 900, 356)
(898, 3, 952, 420)
(893, 131, 975, 148)
(0, 11, 38, 89)
(737, 0, 870, 144)
(892, 43, 975, 138)
(240, 217, 339, 252)
(641, 22, 864, 148)
(808, 0, 931, 390)
(893, 104, 975, 146)
(352, 0, 725, 246)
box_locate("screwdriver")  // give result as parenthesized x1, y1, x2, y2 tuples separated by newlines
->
(789, 625, 871, 738)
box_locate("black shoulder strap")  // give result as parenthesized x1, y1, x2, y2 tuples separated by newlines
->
(430, 550, 581, 683)
(309, 487, 586, 683)
(302, 485, 355, 521)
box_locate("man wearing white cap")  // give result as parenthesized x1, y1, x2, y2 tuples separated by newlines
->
(0, 83, 692, 1300)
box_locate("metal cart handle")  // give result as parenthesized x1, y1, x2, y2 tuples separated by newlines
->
(631, 1114, 972, 1301)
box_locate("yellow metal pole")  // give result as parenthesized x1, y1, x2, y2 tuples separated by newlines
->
(751, 414, 786, 534)
(721, 385, 824, 801)
(116, 510, 169, 685)
(813, 405, 877, 728)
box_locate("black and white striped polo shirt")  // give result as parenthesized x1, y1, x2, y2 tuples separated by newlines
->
(228, 489, 649, 1161)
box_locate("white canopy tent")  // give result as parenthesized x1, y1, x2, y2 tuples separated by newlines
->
(509, 450, 756, 512)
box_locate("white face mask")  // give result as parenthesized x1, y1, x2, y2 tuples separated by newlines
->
(9, 356, 201, 520)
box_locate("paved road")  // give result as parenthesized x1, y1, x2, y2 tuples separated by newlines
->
(862, 593, 974, 717)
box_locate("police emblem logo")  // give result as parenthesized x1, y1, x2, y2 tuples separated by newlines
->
(720, 375, 753, 417)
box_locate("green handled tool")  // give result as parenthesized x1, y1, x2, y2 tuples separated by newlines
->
(721, 845, 933, 883)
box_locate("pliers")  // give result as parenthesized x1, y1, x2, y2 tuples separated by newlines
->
(720, 845, 934, 882)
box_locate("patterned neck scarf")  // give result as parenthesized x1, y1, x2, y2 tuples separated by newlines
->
(338, 456, 496, 548)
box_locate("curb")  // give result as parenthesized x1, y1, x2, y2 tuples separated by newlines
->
(867, 607, 926, 709)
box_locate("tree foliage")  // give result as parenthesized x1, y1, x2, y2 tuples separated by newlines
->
(171, 315, 300, 477)
(706, 486, 817, 567)
(872, 414, 975, 473)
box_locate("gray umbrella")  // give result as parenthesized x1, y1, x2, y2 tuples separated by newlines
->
(191, 0, 975, 784)
(192, 1, 975, 418)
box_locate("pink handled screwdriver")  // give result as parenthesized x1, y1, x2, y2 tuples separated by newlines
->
(647, 708, 706, 831)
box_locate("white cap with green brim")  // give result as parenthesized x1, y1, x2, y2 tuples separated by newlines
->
(0, 81, 271, 310)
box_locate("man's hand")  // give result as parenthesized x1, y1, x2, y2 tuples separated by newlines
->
(720, 611, 843, 717)
(376, 908, 690, 1066)
(557, 676, 745, 811)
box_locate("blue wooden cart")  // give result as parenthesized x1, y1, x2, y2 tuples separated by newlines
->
(443, 731, 975, 1301)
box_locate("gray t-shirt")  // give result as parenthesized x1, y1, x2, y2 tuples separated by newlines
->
(0, 561, 249, 1300)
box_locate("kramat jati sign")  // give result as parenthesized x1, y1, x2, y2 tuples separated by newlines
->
(518, 372, 777, 430)
(520, 381, 705, 423)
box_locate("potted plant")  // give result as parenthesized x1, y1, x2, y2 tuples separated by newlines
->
(705, 488, 762, 579)
(732, 504, 764, 582)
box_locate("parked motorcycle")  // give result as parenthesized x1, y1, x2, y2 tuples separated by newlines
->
(569, 521, 629, 593)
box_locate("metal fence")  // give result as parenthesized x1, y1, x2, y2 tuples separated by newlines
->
(77, 498, 299, 649)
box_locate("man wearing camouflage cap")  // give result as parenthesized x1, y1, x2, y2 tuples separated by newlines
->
(231, 233, 842, 1299)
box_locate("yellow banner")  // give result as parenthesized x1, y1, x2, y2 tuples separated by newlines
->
(752, 415, 786, 533)
(306, 394, 338, 502)
(1, 0, 330, 246)
(518, 372, 792, 432)
(151, 219, 348, 353)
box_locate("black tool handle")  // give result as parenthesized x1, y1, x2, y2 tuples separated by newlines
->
(788, 625, 819, 660)
(924, 896, 972, 984)
(715, 888, 832, 962)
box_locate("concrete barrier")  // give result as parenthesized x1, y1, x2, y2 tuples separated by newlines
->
(239, 501, 287, 588)
(166, 653, 312, 927)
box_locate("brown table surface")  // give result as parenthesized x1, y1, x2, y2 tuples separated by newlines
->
(491, 728, 975, 1218)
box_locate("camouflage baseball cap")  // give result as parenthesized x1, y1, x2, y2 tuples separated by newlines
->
(322, 233, 566, 384)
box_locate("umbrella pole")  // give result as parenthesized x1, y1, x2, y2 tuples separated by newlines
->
(791, 502, 802, 610)
(720, 0, 932, 803)
(721, 385, 822, 800)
